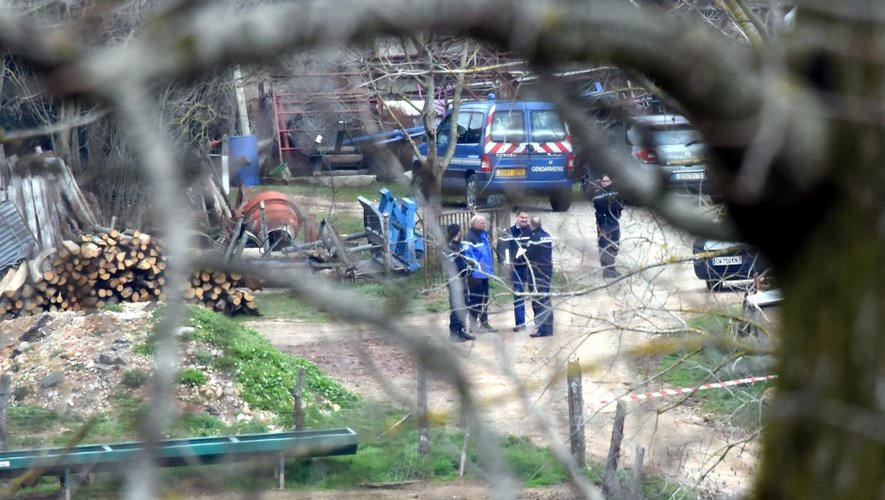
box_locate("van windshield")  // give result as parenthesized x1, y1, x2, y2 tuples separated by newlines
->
(530, 110, 568, 143)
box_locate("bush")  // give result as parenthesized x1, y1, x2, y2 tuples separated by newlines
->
(177, 368, 208, 386)
(121, 368, 150, 388)
(103, 302, 124, 313)
(12, 385, 30, 402)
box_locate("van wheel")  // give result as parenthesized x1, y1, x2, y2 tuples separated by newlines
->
(465, 174, 479, 210)
(549, 188, 572, 212)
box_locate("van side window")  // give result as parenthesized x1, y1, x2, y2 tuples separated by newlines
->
(436, 115, 453, 147)
(490, 111, 525, 143)
(463, 112, 482, 144)
(530, 111, 568, 143)
(438, 112, 482, 146)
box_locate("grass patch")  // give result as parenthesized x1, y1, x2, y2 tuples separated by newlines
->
(177, 367, 208, 386)
(4, 397, 697, 497)
(653, 315, 771, 430)
(245, 291, 331, 322)
(325, 213, 364, 236)
(102, 302, 124, 313)
(173, 412, 230, 436)
(281, 403, 572, 488)
(5, 405, 61, 435)
(254, 181, 413, 203)
(121, 368, 150, 389)
(350, 270, 450, 315)
(501, 435, 568, 487)
(188, 307, 359, 420)
(244, 265, 449, 322)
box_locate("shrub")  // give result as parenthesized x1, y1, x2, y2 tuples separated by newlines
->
(103, 302, 124, 313)
(12, 385, 30, 402)
(121, 368, 150, 389)
(177, 368, 208, 386)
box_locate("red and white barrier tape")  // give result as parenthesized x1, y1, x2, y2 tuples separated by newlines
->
(589, 375, 776, 410)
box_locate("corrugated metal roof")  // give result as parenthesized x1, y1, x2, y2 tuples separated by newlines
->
(0, 199, 37, 271)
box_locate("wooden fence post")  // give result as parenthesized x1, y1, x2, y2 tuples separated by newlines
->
(567, 359, 586, 467)
(293, 368, 304, 431)
(0, 373, 10, 451)
(459, 426, 470, 478)
(603, 400, 627, 497)
(417, 366, 429, 455)
(630, 445, 646, 499)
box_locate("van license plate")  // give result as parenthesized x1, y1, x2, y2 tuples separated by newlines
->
(674, 172, 704, 180)
(712, 256, 742, 266)
(496, 168, 526, 177)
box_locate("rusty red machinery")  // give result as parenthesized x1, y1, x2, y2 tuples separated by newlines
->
(234, 191, 303, 251)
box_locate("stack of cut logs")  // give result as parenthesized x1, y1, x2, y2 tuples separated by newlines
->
(0, 229, 258, 318)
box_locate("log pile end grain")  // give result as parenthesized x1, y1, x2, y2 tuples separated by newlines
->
(0, 230, 261, 318)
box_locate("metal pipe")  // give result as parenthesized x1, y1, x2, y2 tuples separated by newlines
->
(279, 231, 368, 253)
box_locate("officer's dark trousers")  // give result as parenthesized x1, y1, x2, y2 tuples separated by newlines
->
(598, 226, 620, 270)
(531, 280, 554, 335)
(511, 265, 528, 327)
(448, 278, 468, 332)
(467, 277, 490, 325)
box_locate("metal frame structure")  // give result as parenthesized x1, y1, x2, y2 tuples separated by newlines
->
(0, 428, 358, 499)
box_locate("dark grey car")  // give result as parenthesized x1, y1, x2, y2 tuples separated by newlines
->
(626, 115, 708, 193)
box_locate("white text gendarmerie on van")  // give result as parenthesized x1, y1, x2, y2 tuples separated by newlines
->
(531, 166, 565, 173)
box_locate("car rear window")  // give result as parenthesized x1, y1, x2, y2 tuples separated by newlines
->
(627, 125, 701, 146)
(489, 110, 526, 143)
(530, 110, 568, 143)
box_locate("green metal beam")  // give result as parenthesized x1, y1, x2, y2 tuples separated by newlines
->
(0, 428, 358, 479)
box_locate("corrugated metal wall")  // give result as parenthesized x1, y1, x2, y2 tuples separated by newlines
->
(0, 199, 37, 271)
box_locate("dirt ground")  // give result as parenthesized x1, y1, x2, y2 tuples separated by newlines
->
(243, 196, 760, 498)
(192, 481, 583, 499)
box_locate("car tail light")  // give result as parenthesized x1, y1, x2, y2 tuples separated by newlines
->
(634, 148, 658, 164)
(566, 153, 575, 172)
(480, 154, 491, 172)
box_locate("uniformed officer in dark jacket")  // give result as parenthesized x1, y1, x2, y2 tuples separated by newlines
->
(496, 209, 531, 331)
(445, 224, 475, 342)
(525, 216, 554, 337)
(592, 174, 623, 278)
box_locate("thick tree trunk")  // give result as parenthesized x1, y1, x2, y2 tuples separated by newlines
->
(754, 5, 885, 497)
(756, 153, 885, 497)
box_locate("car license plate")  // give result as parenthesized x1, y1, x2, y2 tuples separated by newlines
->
(712, 256, 742, 266)
(673, 171, 705, 180)
(496, 168, 526, 177)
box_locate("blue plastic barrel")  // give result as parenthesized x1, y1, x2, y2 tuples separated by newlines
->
(229, 135, 260, 186)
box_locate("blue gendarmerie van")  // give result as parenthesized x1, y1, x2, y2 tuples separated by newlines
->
(417, 97, 575, 211)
